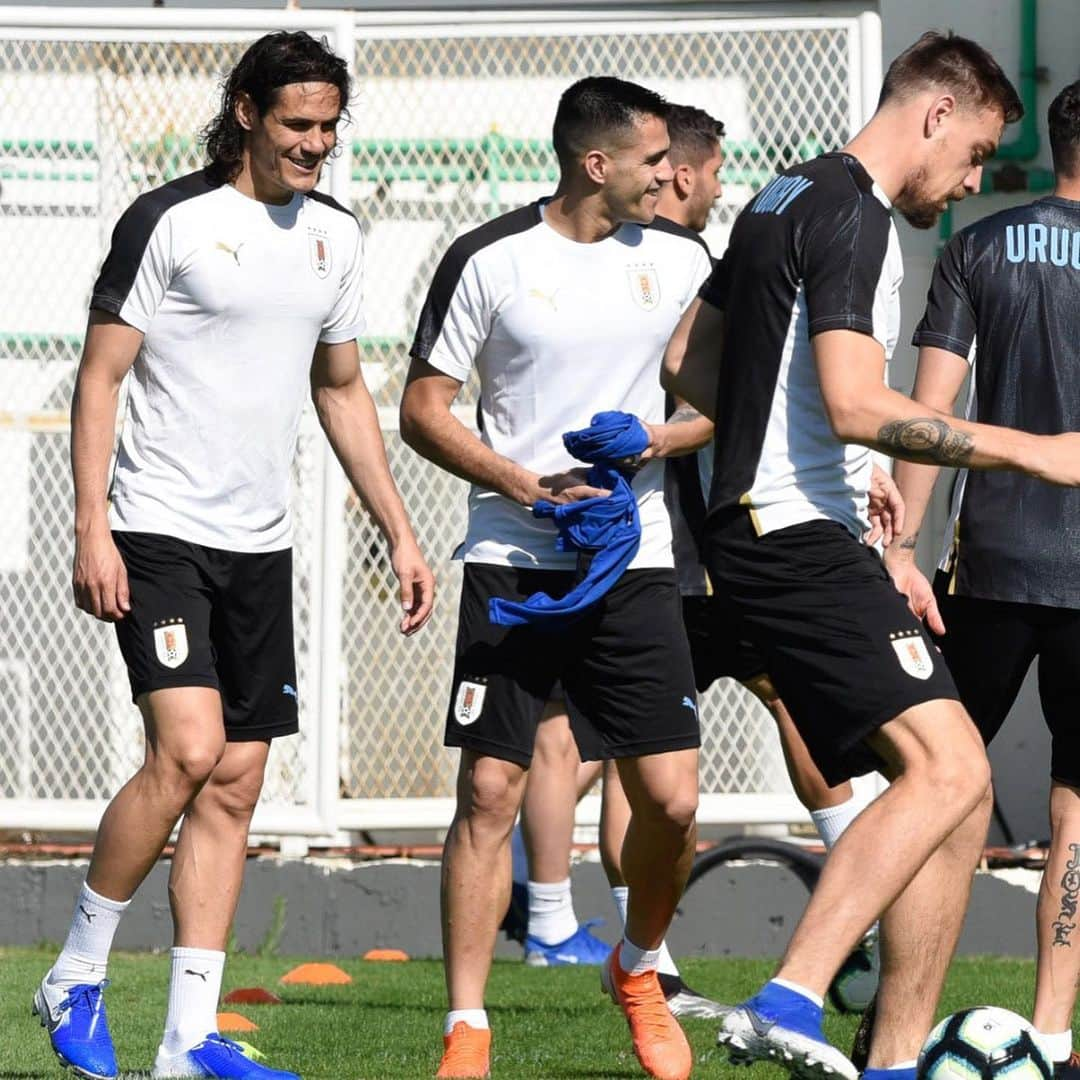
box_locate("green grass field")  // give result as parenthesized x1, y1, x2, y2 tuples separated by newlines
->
(0, 949, 1048, 1079)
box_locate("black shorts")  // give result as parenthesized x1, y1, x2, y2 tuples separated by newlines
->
(112, 531, 299, 742)
(681, 594, 767, 691)
(933, 572, 1080, 786)
(704, 511, 958, 785)
(447, 565, 700, 767)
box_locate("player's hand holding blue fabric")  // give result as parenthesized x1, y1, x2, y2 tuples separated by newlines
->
(489, 411, 648, 630)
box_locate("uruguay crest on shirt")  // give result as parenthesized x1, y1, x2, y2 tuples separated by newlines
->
(627, 264, 661, 311)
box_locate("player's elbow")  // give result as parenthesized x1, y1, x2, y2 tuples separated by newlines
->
(399, 384, 430, 454)
(659, 357, 678, 395)
(821, 393, 877, 445)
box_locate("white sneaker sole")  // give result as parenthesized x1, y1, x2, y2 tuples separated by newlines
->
(718, 1007, 858, 1080)
(152, 1049, 210, 1078)
(666, 990, 732, 1020)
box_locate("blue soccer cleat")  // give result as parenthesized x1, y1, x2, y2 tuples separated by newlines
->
(524, 919, 613, 967)
(152, 1033, 301, 1078)
(718, 980, 858, 1080)
(32, 975, 118, 1080)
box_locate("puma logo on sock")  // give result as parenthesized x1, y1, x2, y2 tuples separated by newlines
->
(185, 969, 209, 981)
(79, 905, 97, 923)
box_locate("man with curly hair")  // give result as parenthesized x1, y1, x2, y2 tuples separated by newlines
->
(32, 31, 434, 1080)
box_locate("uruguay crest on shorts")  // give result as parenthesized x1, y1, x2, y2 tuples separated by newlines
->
(454, 680, 486, 726)
(153, 618, 189, 669)
(308, 228, 331, 279)
(627, 265, 661, 311)
(889, 629, 933, 680)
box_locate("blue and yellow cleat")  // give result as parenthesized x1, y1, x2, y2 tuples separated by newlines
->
(524, 919, 613, 967)
(152, 1034, 301, 1079)
(718, 980, 858, 1080)
(32, 976, 118, 1080)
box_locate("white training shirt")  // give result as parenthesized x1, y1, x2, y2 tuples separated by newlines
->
(411, 200, 713, 570)
(92, 170, 365, 552)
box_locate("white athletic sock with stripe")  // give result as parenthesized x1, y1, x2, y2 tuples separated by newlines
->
(159, 947, 225, 1057)
(527, 878, 578, 944)
(610, 885, 679, 977)
(50, 881, 130, 988)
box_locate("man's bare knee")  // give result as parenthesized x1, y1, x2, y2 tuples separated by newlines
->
(628, 786, 698, 833)
(532, 711, 577, 768)
(148, 742, 225, 795)
(462, 757, 525, 828)
(875, 701, 991, 807)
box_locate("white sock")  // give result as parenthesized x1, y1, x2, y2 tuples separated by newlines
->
(50, 881, 130, 988)
(770, 976, 824, 1008)
(527, 878, 578, 944)
(618, 935, 662, 976)
(159, 947, 225, 1057)
(445, 1009, 489, 1035)
(611, 885, 629, 927)
(656, 940, 679, 978)
(610, 885, 679, 976)
(1039, 1029, 1073, 1063)
(510, 822, 528, 886)
(810, 793, 864, 850)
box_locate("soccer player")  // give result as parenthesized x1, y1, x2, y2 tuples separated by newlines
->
(658, 103, 887, 849)
(662, 31, 1077, 1080)
(401, 77, 712, 1080)
(33, 32, 434, 1080)
(884, 79, 1080, 1078)
(504, 101, 883, 1016)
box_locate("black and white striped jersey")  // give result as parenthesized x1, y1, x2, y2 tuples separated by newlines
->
(699, 152, 903, 539)
(915, 196, 1080, 608)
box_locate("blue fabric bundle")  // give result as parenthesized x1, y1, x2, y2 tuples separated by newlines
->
(489, 411, 648, 629)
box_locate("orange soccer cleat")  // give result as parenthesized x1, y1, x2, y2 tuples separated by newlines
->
(436, 1021, 492, 1079)
(601, 945, 693, 1080)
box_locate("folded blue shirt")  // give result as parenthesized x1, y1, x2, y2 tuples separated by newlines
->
(489, 411, 648, 630)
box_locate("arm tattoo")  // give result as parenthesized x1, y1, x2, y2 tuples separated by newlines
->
(899, 532, 919, 551)
(877, 418, 974, 466)
(668, 403, 704, 425)
(1053, 843, 1080, 947)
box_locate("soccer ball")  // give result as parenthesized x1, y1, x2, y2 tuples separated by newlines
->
(918, 1007, 1053, 1080)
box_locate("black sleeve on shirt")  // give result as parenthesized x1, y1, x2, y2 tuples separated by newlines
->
(91, 170, 214, 316)
(801, 194, 892, 338)
(410, 202, 539, 361)
(697, 249, 730, 310)
(911, 231, 976, 357)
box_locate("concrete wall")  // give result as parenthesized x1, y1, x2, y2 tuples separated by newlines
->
(0, 856, 1042, 958)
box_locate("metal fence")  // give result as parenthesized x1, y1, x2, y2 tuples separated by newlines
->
(0, 5, 881, 839)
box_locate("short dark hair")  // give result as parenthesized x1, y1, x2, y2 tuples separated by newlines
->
(201, 31, 351, 185)
(552, 76, 668, 170)
(879, 31, 1023, 124)
(665, 104, 725, 167)
(1049, 80, 1080, 178)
